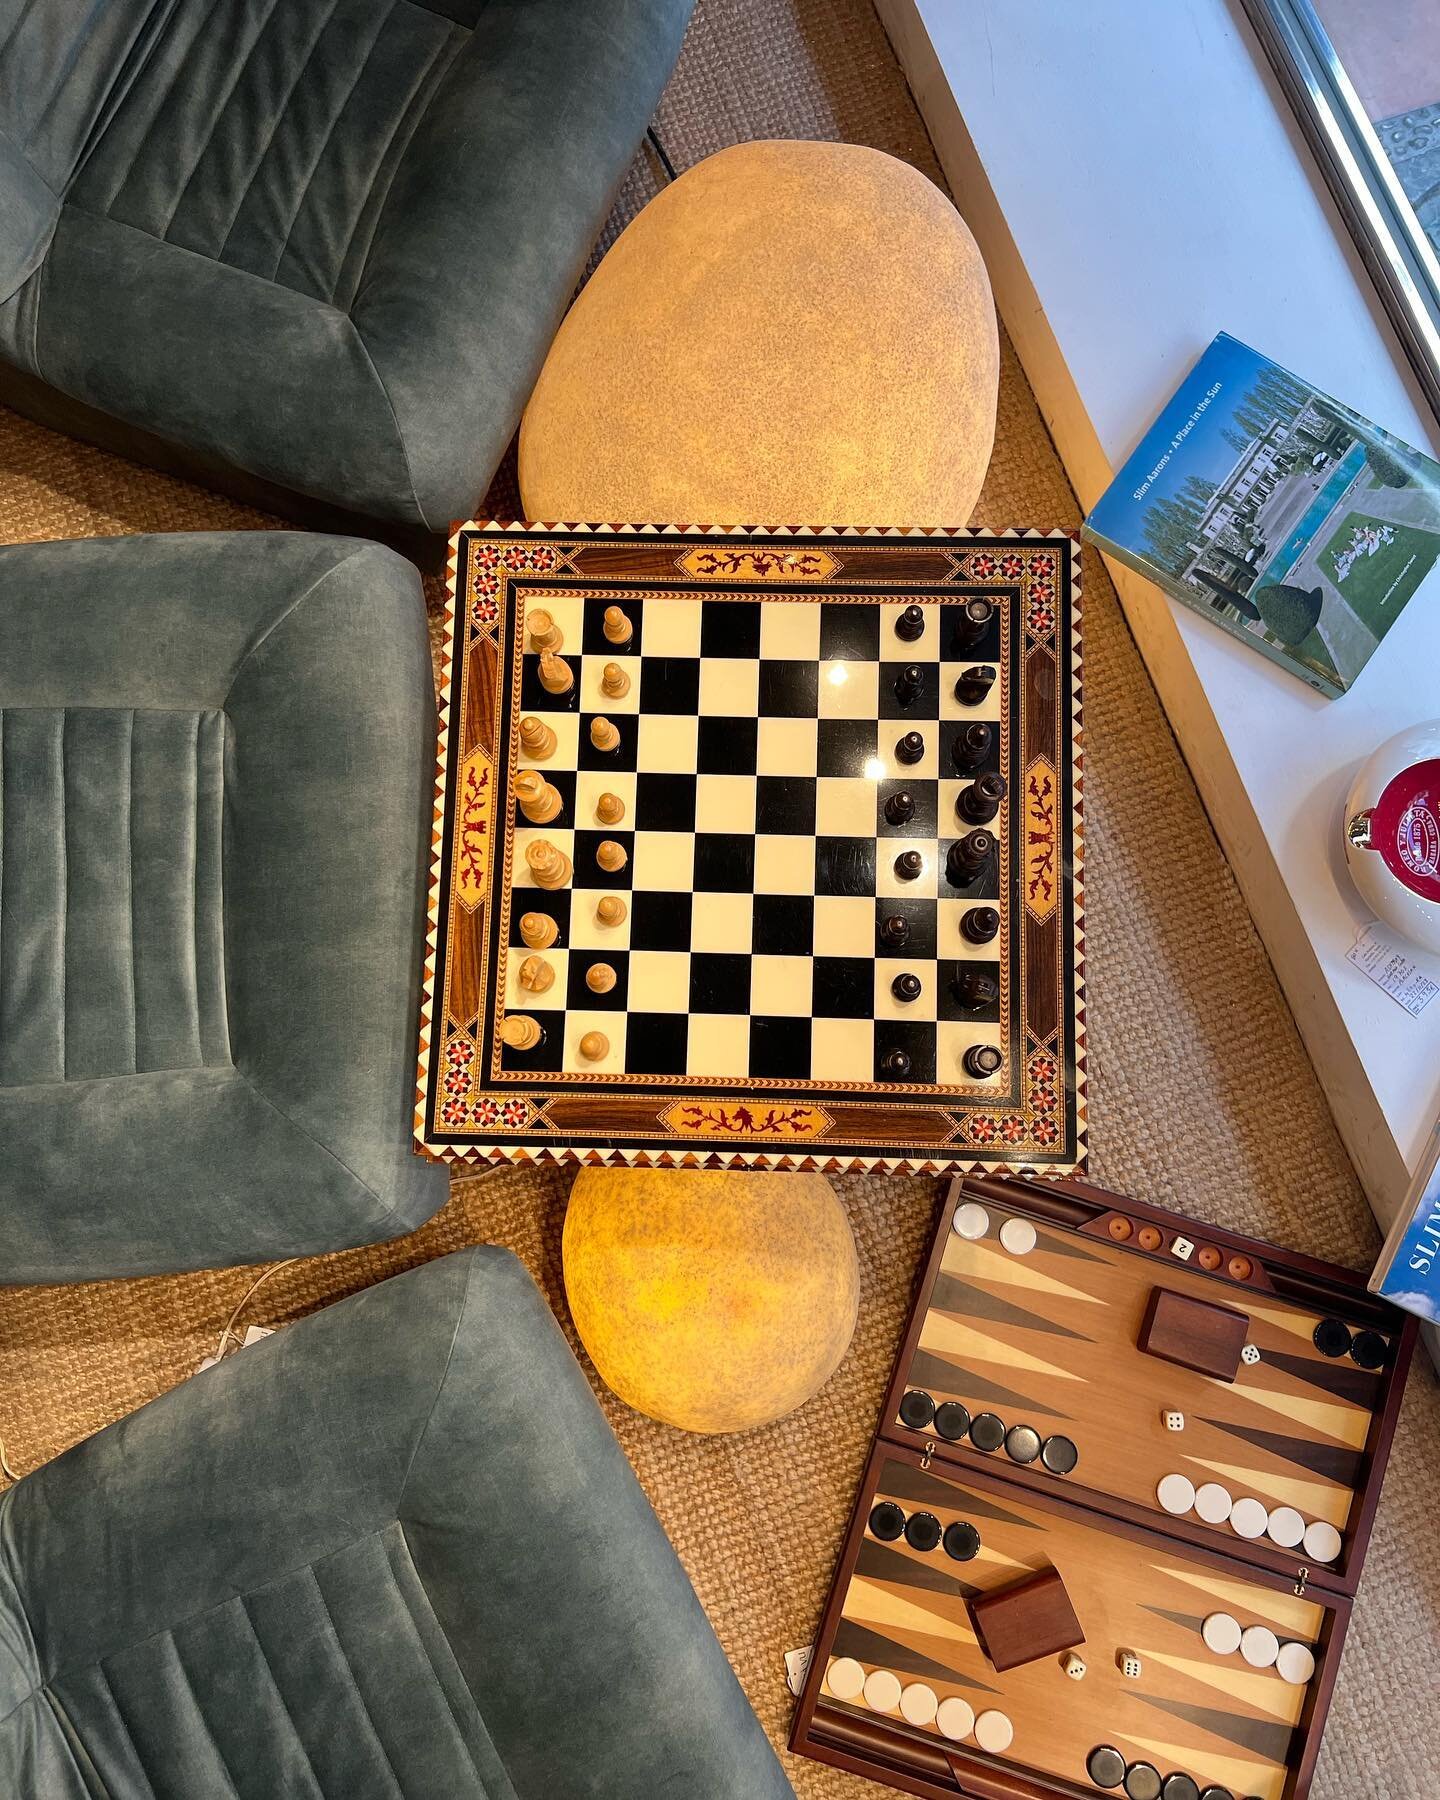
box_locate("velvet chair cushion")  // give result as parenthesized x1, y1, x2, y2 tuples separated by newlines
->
(0, 1248, 794, 1798)
(0, 0, 693, 532)
(0, 532, 447, 1282)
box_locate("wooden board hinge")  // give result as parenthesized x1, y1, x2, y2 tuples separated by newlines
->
(1294, 1565, 1310, 1597)
(921, 1440, 937, 1470)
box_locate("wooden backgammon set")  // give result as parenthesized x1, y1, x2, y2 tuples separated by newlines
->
(791, 1173, 1417, 1800)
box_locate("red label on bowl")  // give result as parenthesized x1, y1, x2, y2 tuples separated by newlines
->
(1371, 758, 1440, 901)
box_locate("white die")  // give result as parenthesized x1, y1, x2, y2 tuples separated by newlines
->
(1241, 1344, 1261, 1365)
(1170, 1236, 1195, 1261)
(1118, 1650, 1143, 1679)
(1162, 1410, 1185, 1432)
(1062, 1652, 1086, 1680)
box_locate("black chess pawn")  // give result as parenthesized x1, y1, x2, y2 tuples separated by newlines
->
(882, 1047, 913, 1078)
(879, 913, 911, 951)
(893, 664, 924, 706)
(951, 721, 993, 774)
(963, 1044, 1003, 1079)
(950, 967, 999, 1011)
(883, 789, 915, 826)
(894, 730, 925, 766)
(894, 849, 924, 882)
(952, 597, 995, 652)
(953, 664, 997, 707)
(956, 771, 1006, 825)
(961, 906, 1000, 946)
(894, 604, 925, 642)
(945, 828, 995, 888)
(891, 972, 922, 1004)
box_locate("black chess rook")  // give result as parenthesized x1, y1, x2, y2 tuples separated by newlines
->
(946, 829, 995, 888)
(951, 720, 993, 774)
(963, 1043, 1003, 1079)
(957, 771, 1007, 825)
(952, 596, 995, 652)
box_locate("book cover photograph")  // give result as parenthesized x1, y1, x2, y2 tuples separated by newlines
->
(1085, 332, 1440, 696)
(1369, 1118, 1440, 1324)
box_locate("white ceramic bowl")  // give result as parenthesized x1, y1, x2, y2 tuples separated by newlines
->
(1343, 720, 1440, 956)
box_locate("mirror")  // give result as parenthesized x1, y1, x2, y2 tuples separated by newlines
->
(1241, 0, 1440, 424)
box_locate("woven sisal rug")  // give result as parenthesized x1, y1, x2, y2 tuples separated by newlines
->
(0, 3, 1435, 1794)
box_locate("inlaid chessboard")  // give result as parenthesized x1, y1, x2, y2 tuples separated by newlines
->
(416, 523, 1085, 1173)
(791, 1177, 1417, 1800)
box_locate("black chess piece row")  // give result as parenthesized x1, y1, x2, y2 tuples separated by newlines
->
(894, 597, 996, 653)
(892, 662, 997, 708)
(892, 728, 1000, 787)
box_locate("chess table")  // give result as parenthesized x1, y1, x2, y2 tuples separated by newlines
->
(416, 523, 1084, 1173)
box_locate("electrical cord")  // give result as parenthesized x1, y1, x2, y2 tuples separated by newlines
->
(646, 124, 678, 183)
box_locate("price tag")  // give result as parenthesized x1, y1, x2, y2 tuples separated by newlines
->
(1347, 923, 1439, 1017)
(784, 1644, 814, 1696)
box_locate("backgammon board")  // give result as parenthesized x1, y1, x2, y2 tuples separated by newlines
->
(791, 1175, 1416, 1800)
(415, 522, 1084, 1173)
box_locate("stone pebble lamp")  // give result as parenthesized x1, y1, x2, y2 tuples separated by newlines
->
(562, 1168, 860, 1433)
(519, 140, 999, 526)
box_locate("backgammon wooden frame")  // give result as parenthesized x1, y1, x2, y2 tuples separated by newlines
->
(790, 1174, 1417, 1800)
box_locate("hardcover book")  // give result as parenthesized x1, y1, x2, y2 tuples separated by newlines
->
(1368, 1116, 1440, 1324)
(1084, 333, 1440, 696)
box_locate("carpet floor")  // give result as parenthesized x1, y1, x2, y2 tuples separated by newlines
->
(1, 3, 1436, 1796)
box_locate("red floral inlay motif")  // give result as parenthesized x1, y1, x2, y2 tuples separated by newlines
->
(446, 1038, 474, 1068)
(970, 553, 998, 578)
(500, 1098, 529, 1127)
(1027, 603, 1055, 637)
(968, 1115, 999, 1144)
(473, 572, 499, 599)
(457, 759, 491, 896)
(1025, 766, 1058, 912)
(472, 1097, 501, 1128)
(1031, 1117, 1060, 1147)
(1027, 552, 1056, 579)
(443, 1069, 469, 1097)
(1028, 1051, 1057, 1085)
(1029, 578, 1055, 604)
(999, 553, 1024, 579)
(1031, 1081, 1057, 1115)
(999, 1115, 1026, 1144)
(527, 545, 558, 571)
(474, 544, 502, 569)
(440, 1097, 468, 1126)
(472, 594, 499, 625)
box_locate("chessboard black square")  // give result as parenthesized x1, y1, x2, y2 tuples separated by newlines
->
(499, 1009, 565, 1073)
(630, 889, 692, 950)
(509, 888, 572, 945)
(638, 655, 700, 715)
(813, 956, 874, 1018)
(566, 949, 630, 1012)
(817, 719, 878, 779)
(635, 772, 697, 832)
(627, 1011, 688, 1075)
(750, 1015, 812, 1079)
(519, 653, 580, 717)
(700, 599, 762, 657)
(694, 833, 755, 892)
(875, 1019, 937, 1084)
(815, 836, 877, 897)
(939, 718, 1002, 781)
(878, 660, 941, 720)
(573, 830, 635, 890)
(938, 960, 1002, 1023)
(938, 835, 999, 902)
(875, 778, 937, 838)
(577, 713, 638, 771)
(873, 897, 938, 957)
(759, 661, 819, 716)
(752, 893, 815, 954)
(697, 715, 758, 774)
(581, 601, 643, 656)
(756, 775, 817, 835)
(819, 602, 880, 661)
(690, 951, 752, 1013)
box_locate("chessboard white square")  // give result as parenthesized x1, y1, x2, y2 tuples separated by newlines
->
(686, 1011, 750, 1077)
(810, 1016, 874, 1080)
(877, 840, 940, 899)
(512, 826, 577, 889)
(937, 1019, 1004, 1087)
(699, 657, 760, 715)
(754, 834, 818, 895)
(818, 659, 880, 720)
(562, 1010, 628, 1074)
(749, 955, 812, 1017)
(520, 593, 584, 653)
(574, 769, 636, 829)
(690, 891, 754, 953)
(813, 894, 875, 956)
(938, 898, 1005, 960)
(695, 772, 758, 833)
(628, 950, 691, 1012)
(517, 710, 579, 771)
(504, 946, 569, 1012)
(757, 716, 819, 776)
(579, 653, 640, 714)
(875, 960, 939, 1022)
(881, 600, 940, 657)
(760, 601, 821, 660)
(569, 890, 633, 951)
(637, 713, 699, 773)
(815, 777, 876, 839)
(640, 597, 703, 656)
(630, 830, 695, 891)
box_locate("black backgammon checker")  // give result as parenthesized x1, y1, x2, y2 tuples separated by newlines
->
(418, 523, 1085, 1175)
(791, 1174, 1416, 1800)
